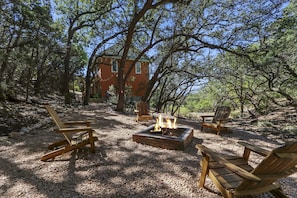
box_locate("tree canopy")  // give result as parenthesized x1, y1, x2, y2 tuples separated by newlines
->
(1, 0, 295, 116)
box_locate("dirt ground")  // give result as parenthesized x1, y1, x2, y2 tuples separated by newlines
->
(0, 102, 296, 198)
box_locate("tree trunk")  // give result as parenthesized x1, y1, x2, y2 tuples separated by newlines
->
(63, 42, 71, 104)
(116, 66, 125, 111)
(116, 1, 154, 112)
(84, 68, 91, 105)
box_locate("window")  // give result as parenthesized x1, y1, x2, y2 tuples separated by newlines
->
(135, 62, 141, 74)
(111, 59, 118, 73)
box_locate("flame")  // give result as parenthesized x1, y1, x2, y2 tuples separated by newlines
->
(154, 114, 177, 131)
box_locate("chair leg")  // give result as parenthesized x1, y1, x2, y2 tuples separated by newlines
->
(199, 155, 209, 188)
(209, 171, 234, 198)
(216, 123, 222, 135)
(89, 130, 96, 153)
(216, 128, 220, 135)
(41, 147, 68, 161)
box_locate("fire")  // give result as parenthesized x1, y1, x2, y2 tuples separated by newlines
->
(154, 114, 177, 131)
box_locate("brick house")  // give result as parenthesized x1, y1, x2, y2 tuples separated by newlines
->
(91, 45, 150, 100)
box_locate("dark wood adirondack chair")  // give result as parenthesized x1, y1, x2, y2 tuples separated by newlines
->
(196, 141, 297, 198)
(201, 106, 231, 135)
(41, 105, 98, 162)
(135, 101, 153, 122)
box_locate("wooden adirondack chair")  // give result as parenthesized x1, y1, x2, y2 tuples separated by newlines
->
(41, 105, 98, 162)
(135, 101, 153, 122)
(196, 141, 297, 198)
(200, 106, 231, 135)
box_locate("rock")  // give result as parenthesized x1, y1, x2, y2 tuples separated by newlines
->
(26, 98, 33, 104)
(20, 127, 30, 134)
(32, 123, 42, 129)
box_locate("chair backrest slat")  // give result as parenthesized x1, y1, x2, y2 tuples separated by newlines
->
(253, 142, 297, 175)
(237, 142, 297, 190)
(45, 105, 72, 144)
(136, 101, 149, 116)
(45, 105, 65, 129)
(213, 106, 231, 123)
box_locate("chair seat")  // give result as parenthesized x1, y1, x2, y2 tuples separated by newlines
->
(71, 132, 92, 145)
(207, 155, 254, 190)
(137, 114, 152, 121)
(202, 122, 219, 128)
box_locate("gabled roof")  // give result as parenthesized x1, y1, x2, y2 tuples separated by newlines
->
(99, 44, 150, 62)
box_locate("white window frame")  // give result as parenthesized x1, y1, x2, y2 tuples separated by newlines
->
(135, 62, 141, 74)
(111, 59, 118, 73)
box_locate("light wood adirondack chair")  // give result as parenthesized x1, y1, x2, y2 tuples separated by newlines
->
(196, 141, 297, 198)
(41, 105, 98, 162)
(135, 101, 153, 122)
(201, 106, 231, 135)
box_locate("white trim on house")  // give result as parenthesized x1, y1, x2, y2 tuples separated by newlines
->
(135, 62, 141, 74)
(111, 59, 118, 73)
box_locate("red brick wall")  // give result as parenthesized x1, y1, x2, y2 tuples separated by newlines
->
(94, 57, 149, 98)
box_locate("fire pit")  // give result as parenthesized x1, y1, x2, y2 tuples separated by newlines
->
(133, 125, 193, 150)
(132, 114, 193, 150)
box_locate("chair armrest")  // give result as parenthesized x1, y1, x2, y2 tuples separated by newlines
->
(238, 141, 270, 157)
(200, 115, 214, 118)
(63, 121, 91, 126)
(63, 121, 91, 127)
(196, 144, 261, 182)
(57, 127, 93, 133)
(215, 118, 230, 122)
(200, 115, 214, 122)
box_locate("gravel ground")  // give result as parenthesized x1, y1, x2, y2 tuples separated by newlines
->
(0, 103, 296, 198)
